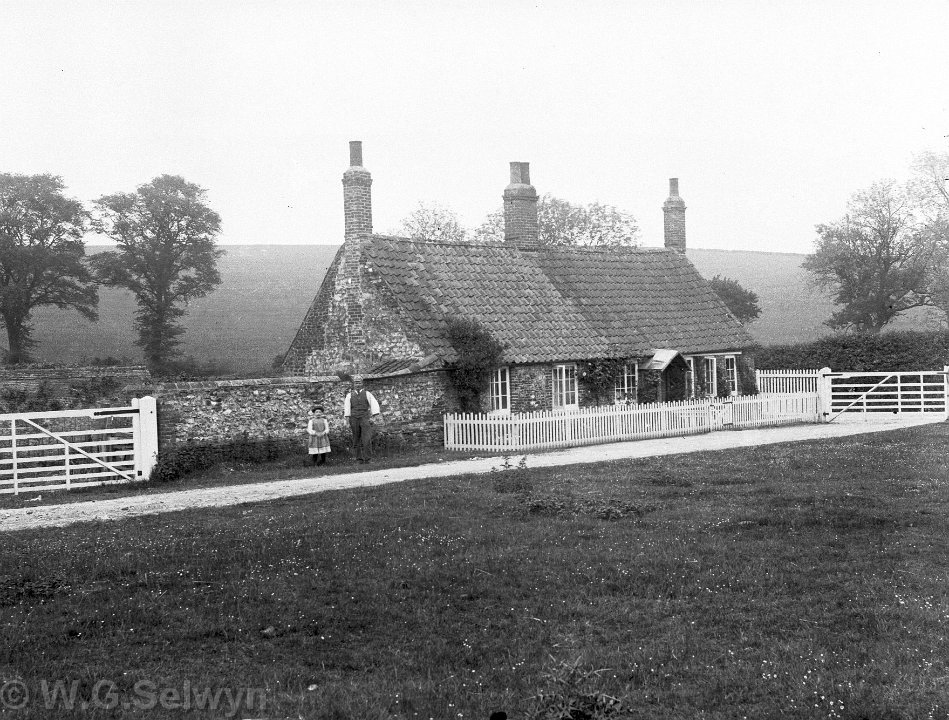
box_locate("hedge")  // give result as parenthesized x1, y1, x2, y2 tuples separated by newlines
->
(754, 330, 949, 372)
(149, 437, 300, 484)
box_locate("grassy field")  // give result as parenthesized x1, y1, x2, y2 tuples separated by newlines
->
(2, 423, 948, 718)
(26, 245, 340, 375)
(20, 245, 945, 374)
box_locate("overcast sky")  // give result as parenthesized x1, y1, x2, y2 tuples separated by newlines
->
(2, 0, 947, 253)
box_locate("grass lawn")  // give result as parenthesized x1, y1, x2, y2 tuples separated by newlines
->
(2, 424, 949, 718)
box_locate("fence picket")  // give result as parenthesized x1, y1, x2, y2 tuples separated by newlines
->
(444, 393, 820, 452)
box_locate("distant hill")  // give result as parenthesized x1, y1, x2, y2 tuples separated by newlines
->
(16, 244, 946, 373)
(27, 245, 341, 375)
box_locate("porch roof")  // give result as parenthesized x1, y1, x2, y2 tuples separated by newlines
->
(641, 349, 690, 372)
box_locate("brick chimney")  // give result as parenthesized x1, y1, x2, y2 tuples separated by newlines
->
(339, 141, 371, 362)
(343, 140, 372, 244)
(662, 178, 686, 253)
(503, 161, 539, 248)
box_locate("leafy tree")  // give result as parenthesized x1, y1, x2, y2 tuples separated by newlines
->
(909, 151, 949, 322)
(91, 175, 223, 370)
(395, 202, 467, 243)
(909, 151, 949, 216)
(708, 275, 761, 325)
(803, 180, 935, 332)
(473, 194, 640, 247)
(0, 174, 98, 363)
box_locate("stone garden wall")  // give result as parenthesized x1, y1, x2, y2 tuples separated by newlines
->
(153, 370, 456, 455)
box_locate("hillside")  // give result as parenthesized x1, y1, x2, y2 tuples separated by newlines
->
(686, 248, 943, 345)
(27, 245, 341, 374)
(17, 244, 945, 373)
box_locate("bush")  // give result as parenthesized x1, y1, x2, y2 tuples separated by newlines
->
(0, 382, 64, 412)
(446, 318, 506, 412)
(149, 437, 297, 483)
(755, 330, 949, 371)
(0, 377, 128, 413)
(737, 356, 757, 395)
(577, 358, 627, 405)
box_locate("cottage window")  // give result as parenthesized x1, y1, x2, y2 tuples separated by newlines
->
(702, 356, 718, 397)
(723, 356, 739, 396)
(552, 364, 578, 409)
(614, 362, 638, 404)
(490, 367, 510, 414)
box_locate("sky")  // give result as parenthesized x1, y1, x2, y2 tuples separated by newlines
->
(1, 0, 947, 254)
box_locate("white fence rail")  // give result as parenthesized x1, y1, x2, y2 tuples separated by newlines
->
(444, 393, 819, 452)
(756, 369, 820, 394)
(0, 397, 159, 495)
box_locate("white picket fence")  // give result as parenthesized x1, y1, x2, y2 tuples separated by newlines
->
(444, 393, 819, 452)
(0, 397, 159, 495)
(756, 368, 820, 394)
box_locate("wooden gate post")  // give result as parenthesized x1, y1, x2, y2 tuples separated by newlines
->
(132, 396, 159, 480)
(817, 367, 833, 423)
(944, 366, 949, 420)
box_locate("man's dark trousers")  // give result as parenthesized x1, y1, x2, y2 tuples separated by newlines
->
(349, 415, 372, 461)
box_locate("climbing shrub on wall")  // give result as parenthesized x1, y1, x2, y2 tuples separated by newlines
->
(577, 358, 627, 405)
(737, 356, 757, 395)
(446, 318, 506, 412)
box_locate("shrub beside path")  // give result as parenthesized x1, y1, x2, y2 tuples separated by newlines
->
(1, 415, 942, 532)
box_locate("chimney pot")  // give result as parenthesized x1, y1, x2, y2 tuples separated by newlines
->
(349, 140, 363, 168)
(509, 161, 531, 185)
(669, 177, 679, 197)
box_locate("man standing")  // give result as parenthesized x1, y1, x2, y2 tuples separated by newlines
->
(343, 375, 381, 463)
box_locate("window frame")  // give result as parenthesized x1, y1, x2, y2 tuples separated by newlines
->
(685, 356, 697, 398)
(614, 362, 639, 405)
(702, 356, 718, 398)
(723, 355, 739, 396)
(552, 363, 579, 410)
(489, 366, 511, 414)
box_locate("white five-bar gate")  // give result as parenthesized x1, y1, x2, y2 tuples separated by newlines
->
(758, 367, 949, 421)
(0, 396, 158, 495)
(818, 368, 948, 421)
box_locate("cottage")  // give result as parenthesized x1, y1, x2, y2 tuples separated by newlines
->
(282, 142, 754, 416)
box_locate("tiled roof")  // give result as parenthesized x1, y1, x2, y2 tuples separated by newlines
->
(363, 237, 753, 364)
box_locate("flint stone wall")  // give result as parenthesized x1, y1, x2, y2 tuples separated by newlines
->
(153, 370, 454, 454)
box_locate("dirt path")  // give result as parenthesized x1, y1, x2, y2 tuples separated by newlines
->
(1, 415, 942, 532)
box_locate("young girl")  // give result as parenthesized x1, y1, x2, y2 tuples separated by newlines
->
(306, 406, 331, 466)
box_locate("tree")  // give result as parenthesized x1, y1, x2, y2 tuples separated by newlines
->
(0, 174, 98, 363)
(473, 194, 640, 247)
(708, 275, 761, 325)
(909, 151, 949, 322)
(909, 151, 949, 216)
(803, 180, 935, 332)
(91, 175, 223, 370)
(395, 202, 467, 243)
